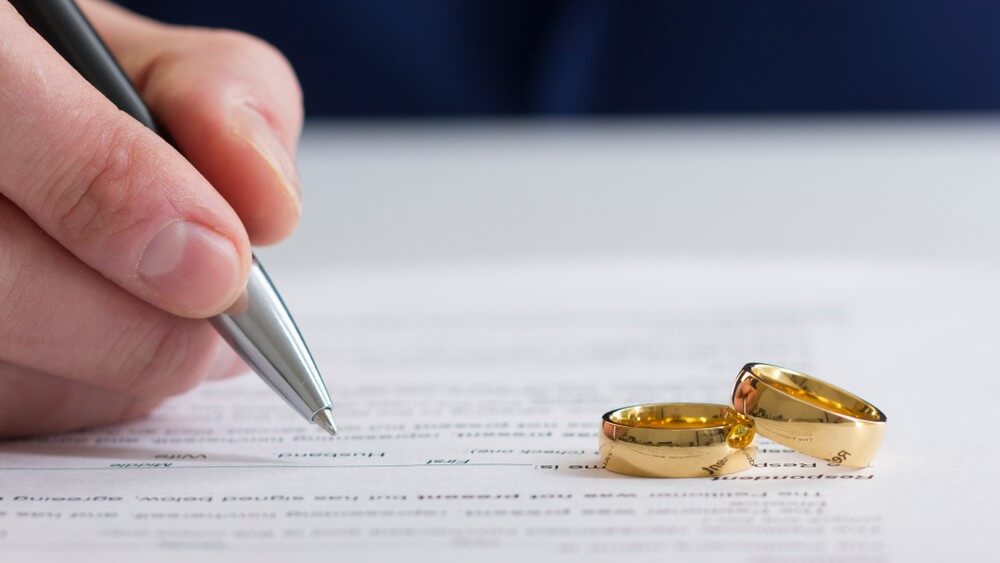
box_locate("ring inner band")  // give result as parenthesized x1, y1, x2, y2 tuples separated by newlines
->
(748, 364, 885, 422)
(607, 403, 743, 430)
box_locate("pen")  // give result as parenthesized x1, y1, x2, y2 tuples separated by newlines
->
(10, 0, 338, 435)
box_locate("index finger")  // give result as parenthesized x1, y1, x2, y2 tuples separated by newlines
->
(0, 3, 251, 317)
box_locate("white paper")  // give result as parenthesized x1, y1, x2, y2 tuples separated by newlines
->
(0, 259, 993, 562)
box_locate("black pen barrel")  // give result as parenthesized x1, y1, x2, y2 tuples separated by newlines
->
(10, 0, 157, 131)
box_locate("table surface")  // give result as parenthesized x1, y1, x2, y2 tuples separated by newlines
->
(258, 116, 1000, 271)
(243, 118, 994, 561)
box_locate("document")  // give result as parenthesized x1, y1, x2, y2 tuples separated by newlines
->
(0, 259, 993, 562)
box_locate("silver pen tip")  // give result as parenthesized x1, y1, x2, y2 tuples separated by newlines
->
(312, 408, 338, 436)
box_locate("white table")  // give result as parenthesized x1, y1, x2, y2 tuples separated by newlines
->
(260, 117, 1000, 270)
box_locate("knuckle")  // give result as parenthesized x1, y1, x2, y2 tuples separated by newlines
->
(206, 29, 302, 99)
(208, 29, 284, 63)
(108, 319, 210, 398)
(47, 120, 153, 245)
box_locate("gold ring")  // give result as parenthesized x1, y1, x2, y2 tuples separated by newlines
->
(600, 403, 757, 478)
(731, 363, 886, 467)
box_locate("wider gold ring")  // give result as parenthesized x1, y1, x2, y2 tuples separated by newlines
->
(600, 403, 757, 478)
(731, 363, 887, 468)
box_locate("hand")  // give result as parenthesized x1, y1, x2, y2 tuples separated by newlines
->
(0, 1, 303, 437)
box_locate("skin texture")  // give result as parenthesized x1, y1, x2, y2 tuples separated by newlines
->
(0, 0, 304, 437)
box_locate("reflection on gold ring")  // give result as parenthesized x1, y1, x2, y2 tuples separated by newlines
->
(731, 363, 886, 468)
(600, 403, 757, 478)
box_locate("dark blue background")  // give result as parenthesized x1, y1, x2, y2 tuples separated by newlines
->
(117, 1, 1000, 116)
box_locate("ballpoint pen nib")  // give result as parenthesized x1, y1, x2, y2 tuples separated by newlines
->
(313, 408, 338, 436)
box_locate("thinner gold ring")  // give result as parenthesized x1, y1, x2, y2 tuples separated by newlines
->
(600, 403, 757, 478)
(731, 363, 886, 468)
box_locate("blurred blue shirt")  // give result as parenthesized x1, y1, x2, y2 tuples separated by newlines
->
(117, 0, 1000, 116)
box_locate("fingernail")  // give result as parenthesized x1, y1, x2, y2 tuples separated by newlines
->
(230, 103, 301, 208)
(138, 221, 243, 316)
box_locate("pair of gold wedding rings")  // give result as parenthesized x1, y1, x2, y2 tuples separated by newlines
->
(599, 363, 887, 478)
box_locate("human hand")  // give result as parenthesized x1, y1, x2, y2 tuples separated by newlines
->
(0, 0, 303, 437)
